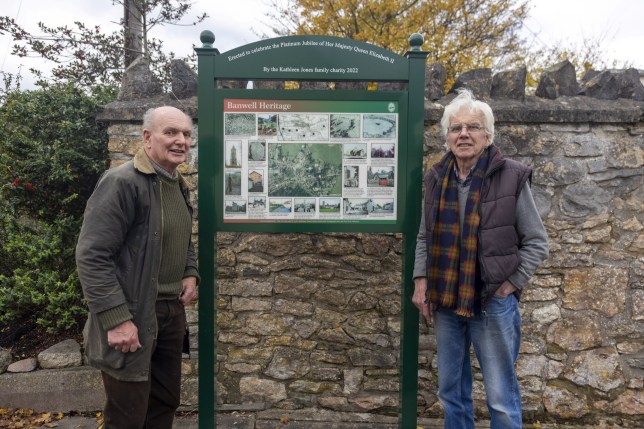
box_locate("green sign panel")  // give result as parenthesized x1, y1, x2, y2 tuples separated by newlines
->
(213, 35, 408, 80)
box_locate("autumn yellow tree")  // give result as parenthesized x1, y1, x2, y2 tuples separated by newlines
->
(262, 0, 529, 88)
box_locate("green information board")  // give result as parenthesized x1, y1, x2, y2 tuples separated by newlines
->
(214, 90, 407, 232)
(195, 31, 428, 428)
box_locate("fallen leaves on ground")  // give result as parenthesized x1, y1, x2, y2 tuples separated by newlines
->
(0, 408, 64, 428)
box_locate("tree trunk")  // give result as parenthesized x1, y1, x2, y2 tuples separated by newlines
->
(123, 0, 143, 68)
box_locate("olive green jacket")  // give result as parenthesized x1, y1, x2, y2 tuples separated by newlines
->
(76, 149, 197, 381)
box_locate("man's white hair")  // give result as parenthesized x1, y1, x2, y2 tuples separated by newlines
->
(440, 88, 495, 149)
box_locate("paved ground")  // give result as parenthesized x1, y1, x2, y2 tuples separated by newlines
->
(4, 368, 638, 428)
(40, 414, 198, 428)
(36, 413, 638, 429)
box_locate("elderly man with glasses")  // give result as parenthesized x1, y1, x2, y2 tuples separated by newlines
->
(412, 89, 549, 429)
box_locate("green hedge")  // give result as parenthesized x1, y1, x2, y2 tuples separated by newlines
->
(0, 83, 115, 333)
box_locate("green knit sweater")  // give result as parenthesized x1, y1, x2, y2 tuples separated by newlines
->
(156, 174, 193, 299)
(97, 170, 194, 330)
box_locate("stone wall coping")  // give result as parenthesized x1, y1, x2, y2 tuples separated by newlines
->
(96, 95, 198, 122)
(97, 93, 643, 125)
(425, 95, 644, 123)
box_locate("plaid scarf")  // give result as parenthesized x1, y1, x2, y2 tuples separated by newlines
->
(427, 148, 489, 317)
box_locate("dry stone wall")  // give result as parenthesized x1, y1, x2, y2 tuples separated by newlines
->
(96, 59, 643, 425)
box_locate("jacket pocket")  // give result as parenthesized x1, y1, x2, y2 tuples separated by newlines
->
(83, 316, 127, 370)
(98, 347, 126, 369)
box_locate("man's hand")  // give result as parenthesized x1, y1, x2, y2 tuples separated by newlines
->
(180, 276, 198, 305)
(495, 280, 518, 297)
(107, 320, 141, 353)
(412, 277, 433, 326)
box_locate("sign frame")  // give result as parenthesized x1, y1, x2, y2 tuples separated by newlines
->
(195, 31, 428, 429)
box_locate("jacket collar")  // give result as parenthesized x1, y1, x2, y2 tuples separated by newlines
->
(133, 148, 189, 188)
(133, 148, 156, 174)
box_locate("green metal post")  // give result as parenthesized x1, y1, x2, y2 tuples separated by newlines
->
(195, 30, 219, 429)
(399, 34, 429, 429)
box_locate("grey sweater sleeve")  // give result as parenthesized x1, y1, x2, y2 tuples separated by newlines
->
(413, 203, 428, 279)
(507, 182, 549, 289)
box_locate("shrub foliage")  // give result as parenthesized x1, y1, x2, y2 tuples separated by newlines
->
(0, 84, 115, 333)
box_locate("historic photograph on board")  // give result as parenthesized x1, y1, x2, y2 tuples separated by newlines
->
(258, 113, 277, 136)
(369, 198, 395, 214)
(225, 199, 247, 215)
(367, 166, 395, 187)
(225, 140, 242, 168)
(248, 196, 266, 209)
(319, 198, 341, 214)
(294, 198, 317, 214)
(248, 140, 267, 162)
(330, 113, 361, 139)
(269, 198, 292, 214)
(363, 114, 396, 139)
(248, 170, 264, 193)
(224, 171, 242, 195)
(344, 198, 369, 216)
(343, 143, 367, 159)
(343, 165, 360, 188)
(371, 143, 396, 158)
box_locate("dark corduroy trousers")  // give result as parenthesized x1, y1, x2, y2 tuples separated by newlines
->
(101, 300, 185, 429)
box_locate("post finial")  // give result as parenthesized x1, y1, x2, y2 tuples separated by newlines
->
(408, 33, 424, 51)
(200, 30, 215, 49)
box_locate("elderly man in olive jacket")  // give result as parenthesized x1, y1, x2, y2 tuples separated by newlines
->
(76, 106, 199, 429)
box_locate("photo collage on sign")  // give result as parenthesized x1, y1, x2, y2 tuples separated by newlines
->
(223, 103, 397, 222)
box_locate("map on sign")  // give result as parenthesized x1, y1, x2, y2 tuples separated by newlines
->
(222, 99, 399, 224)
(277, 114, 329, 140)
(268, 143, 342, 197)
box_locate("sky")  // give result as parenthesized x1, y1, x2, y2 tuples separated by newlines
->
(1, 0, 643, 89)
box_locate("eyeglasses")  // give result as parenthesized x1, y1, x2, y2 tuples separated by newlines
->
(448, 123, 484, 134)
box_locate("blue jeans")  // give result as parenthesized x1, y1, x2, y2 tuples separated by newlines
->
(434, 295, 522, 429)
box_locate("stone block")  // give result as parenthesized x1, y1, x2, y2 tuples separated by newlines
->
(535, 60, 579, 99)
(0, 367, 104, 412)
(579, 70, 619, 100)
(239, 376, 287, 404)
(491, 67, 526, 100)
(563, 266, 628, 316)
(564, 347, 624, 392)
(171, 59, 197, 99)
(543, 384, 590, 418)
(0, 348, 11, 374)
(547, 317, 602, 351)
(581, 68, 644, 101)
(38, 339, 82, 369)
(7, 358, 37, 373)
(425, 62, 445, 101)
(449, 68, 492, 99)
(117, 57, 163, 101)
(264, 347, 310, 380)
